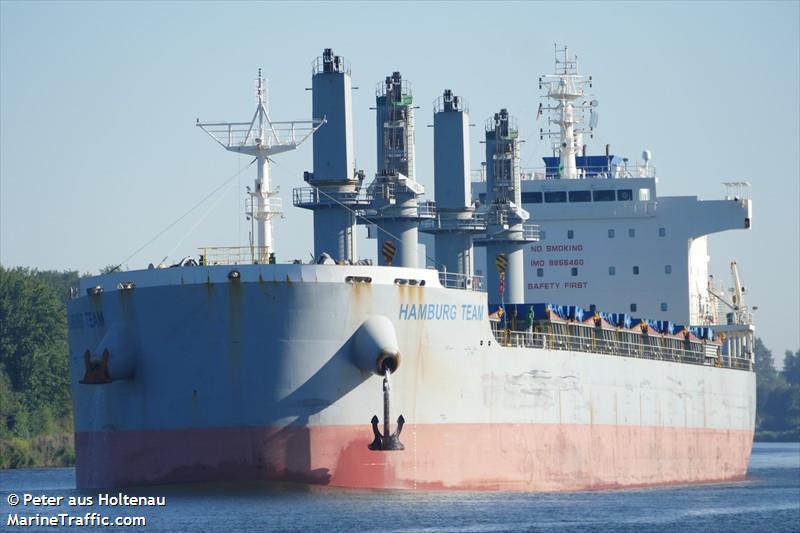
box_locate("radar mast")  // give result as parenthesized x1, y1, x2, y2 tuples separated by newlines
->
(538, 45, 598, 179)
(197, 70, 324, 263)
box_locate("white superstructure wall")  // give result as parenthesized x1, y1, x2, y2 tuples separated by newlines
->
(688, 236, 710, 325)
(472, 177, 751, 324)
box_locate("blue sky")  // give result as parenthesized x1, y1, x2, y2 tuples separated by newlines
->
(1, 1, 798, 360)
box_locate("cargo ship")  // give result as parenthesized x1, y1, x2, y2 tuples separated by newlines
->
(67, 47, 755, 490)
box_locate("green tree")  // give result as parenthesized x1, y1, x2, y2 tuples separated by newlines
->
(755, 337, 779, 431)
(29, 269, 80, 306)
(754, 338, 800, 440)
(0, 266, 77, 467)
(755, 337, 778, 383)
(781, 350, 800, 439)
(782, 350, 800, 386)
(0, 368, 26, 437)
(0, 267, 71, 426)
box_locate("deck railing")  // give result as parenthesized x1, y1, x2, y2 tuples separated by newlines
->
(490, 321, 752, 371)
(472, 165, 658, 182)
(198, 246, 271, 265)
(438, 272, 485, 292)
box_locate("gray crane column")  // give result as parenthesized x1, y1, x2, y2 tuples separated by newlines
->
(421, 90, 484, 281)
(366, 72, 432, 268)
(377, 215, 421, 268)
(474, 109, 538, 305)
(294, 48, 364, 262)
(484, 241, 526, 304)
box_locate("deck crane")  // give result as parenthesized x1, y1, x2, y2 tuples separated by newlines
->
(708, 261, 749, 325)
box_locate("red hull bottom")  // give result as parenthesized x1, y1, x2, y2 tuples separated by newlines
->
(76, 424, 754, 490)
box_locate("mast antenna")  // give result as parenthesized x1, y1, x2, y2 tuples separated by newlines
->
(538, 45, 597, 179)
(197, 70, 325, 263)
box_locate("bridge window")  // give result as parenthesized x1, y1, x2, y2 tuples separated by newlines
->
(639, 188, 651, 201)
(569, 190, 591, 202)
(545, 191, 567, 203)
(617, 189, 633, 201)
(608, 229, 615, 238)
(633, 266, 640, 275)
(593, 190, 615, 202)
(522, 191, 543, 203)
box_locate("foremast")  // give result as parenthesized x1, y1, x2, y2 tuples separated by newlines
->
(197, 70, 324, 263)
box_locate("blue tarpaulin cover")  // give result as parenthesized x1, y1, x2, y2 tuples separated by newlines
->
(542, 155, 621, 178)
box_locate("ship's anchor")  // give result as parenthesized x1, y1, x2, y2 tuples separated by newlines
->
(368, 368, 405, 451)
(80, 349, 112, 384)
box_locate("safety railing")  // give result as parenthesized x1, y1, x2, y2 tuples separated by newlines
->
(311, 54, 351, 75)
(292, 187, 320, 205)
(422, 212, 487, 232)
(198, 246, 272, 265)
(292, 187, 371, 207)
(470, 168, 487, 182)
(438, 272, 485, 292)
(522, 224, 540, 240)
(490, 321, 753, 371)
(245, 196, 282, 219)
(722, 181, 751, 201)
(471, 165, 658, 183)
(432, 93, 468, 114)
(198, 120, 319, 150)
(417, 201, 436, 218)
(484, 114, 519, 136)
(517, 165, 657, 180)
(369, 182, 396, 201)
(376, 78, 413, 99)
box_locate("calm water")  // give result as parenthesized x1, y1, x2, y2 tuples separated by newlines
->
(1, 442, 798, 532)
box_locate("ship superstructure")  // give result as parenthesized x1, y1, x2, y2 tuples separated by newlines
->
(472, 47, 753, 360)
(67, 47, 756, 491)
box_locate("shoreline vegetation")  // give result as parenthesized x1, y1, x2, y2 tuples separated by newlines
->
(1, 266, 798, 469)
